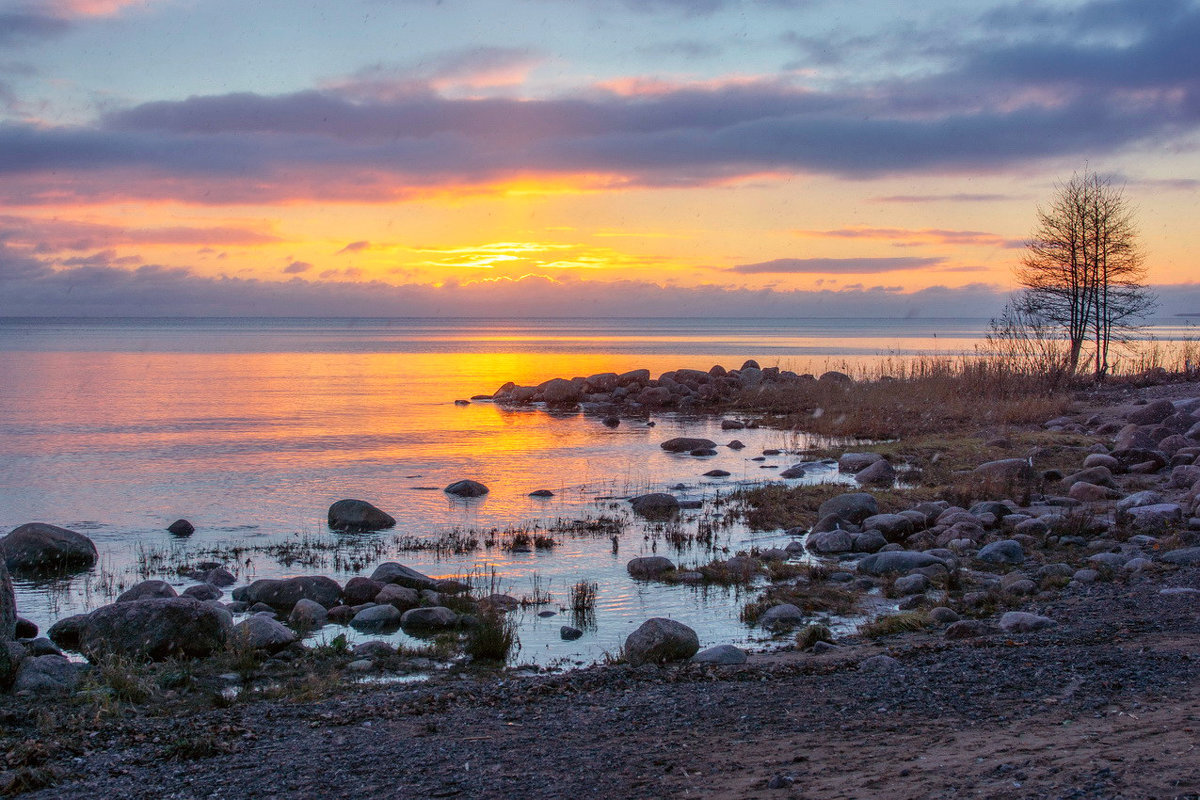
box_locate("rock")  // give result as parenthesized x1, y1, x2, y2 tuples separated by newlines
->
(0, 523, 98, 573)
(817, 492, 879, 524)
(973, 459, 1036, 482)
(1160, 547, 1200, 565)
(528, 489, 555, 497)
(26, 637, 59, 657)
(893, 574, 930, 595)
(117, 579, 178, 603)
(691, 644, 747, 665)
(819, 370, 852, 384)
(12, 654, 78, 694)
(863, 514, 915, 542)
(858, 654, 901, 673)
(14, 617, 36, 639)
(727, 440, 745, 450)
(624, 618, 700, 666)
(0, 560, 14, 641)
(289, 598, 328, 629)
(47, 614, 88, 651)
(1082, 453, 1120, 470)
(806, 530, 853, 554)
(852, 531, 888, 553)
(779, 464, 808, 479)
(560, 626, 583, 641)
(328, 499, 396, 531)
(1126, 503, 1183, 532)
(998, 611, 1056, 633)
(1128, 399, 1176, 425)
(349, 605, 403, 630)
(1062, 466, 1117, 489)
(1171, 464, 1200, 489)
(629, 493, 680, 520)
(540, 377, 584, 404)
(343, 577, 385, 606)
(374, 584, 420, 610)
(1116, 490, 1166, 515)
(759, 604, 805, 630)
(79, 597, 229, 661)
(945, 620, 997, 639)
(182, 583, 222, 602)
(353, 641, 396, 660)
(627, 556, 676, 579)
(1072, 568, 1100, 583)
(479, 594, 520, 613)
(1087, 552, 1127, 569)
(232, 576, 342, 610)
(445, 479, 489, 498)
(602, 416, 620, 429)
(1068, 481, 1117, 502)
(856, 551, 945, 576)
(232, 616, 297, 652)
(326, 606, 355, 625)
(721, 419, 745, 430)
(928, 607, 960, 624)
(370, 563, 436, 590)
(855, 459, 896, 486)
(167, 519, 195, 536)
(976, 539, 1025, 565)
(704, 469, 731, 478)
(400, 606, 458, 630)
(838, 453, 883, 473)
(660, 437, 717, 453)
(202, 567, 237, 587)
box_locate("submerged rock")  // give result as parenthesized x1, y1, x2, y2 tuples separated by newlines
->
(629, 493, 680, 520)
(445, 479, 490, 497)
(660, 437, 717, 453)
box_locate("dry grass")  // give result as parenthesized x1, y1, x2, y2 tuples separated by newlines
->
(729, 357, 1072, 439)
(858, 611, 929, 638)
(740, 582, 858, 625)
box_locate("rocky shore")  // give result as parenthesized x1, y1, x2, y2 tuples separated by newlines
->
(2, 373, 1199, 798)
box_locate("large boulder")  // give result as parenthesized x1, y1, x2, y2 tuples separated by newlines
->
(231, 576, 342, 611)
(344, 576, 385, 606)
(445, 480, 489, 498)
(857, 551, 946, 576)
(627, 556, 676, 579)
(624, 618, 699, 666)
(691, 644, 747, 665)
(998, 611, 1056, 633)
(817, 493, 879, 524)
(327, 499, 396, 531)
(0, 560, 14, 641)
(629, 493, 680, 520)
(289, 598, 329, 629)
(660, 437, 717, 453)
(370, 562, 436, 590)
(79, 597, 229, 661)
(1160, 547, 1200, 565)
(861, 514, 914, 542)
(232, 616, 297, 653)
(0, 523, 97, 573)
(47, 613, 88, 651)
(838, 453, 883, 473)
(759, 603, 805, 630)
(806, 530, 853, 554)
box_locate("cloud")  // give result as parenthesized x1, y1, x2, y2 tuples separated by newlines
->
(0, 216, 280, 253)
(336, 240, 371, 254)
(283, 260, 313, 274)
(0, 0, 1196, 204)
(0, 12, 69, 46)
(870, 193, 1016, 204)
(729, 257, 946, 274)
(795, 226, 1024, 248)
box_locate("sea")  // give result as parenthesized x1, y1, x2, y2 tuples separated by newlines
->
(0, 316, 1190, 666)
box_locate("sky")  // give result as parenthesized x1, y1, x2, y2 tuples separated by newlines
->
(0, 0, 1197, 317)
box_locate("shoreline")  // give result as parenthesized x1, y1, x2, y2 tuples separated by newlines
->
(3, 372, 1200, 797)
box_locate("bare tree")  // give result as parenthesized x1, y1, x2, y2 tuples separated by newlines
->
(1016, 170, 1154, 379)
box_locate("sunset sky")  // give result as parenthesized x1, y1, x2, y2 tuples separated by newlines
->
(0, 0, 1197, 317)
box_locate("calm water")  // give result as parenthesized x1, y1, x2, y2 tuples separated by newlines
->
(0, 316, 1177, 665)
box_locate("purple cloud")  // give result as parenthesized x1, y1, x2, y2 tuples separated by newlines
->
(283, 260, 313, 274)
(730, 257, 946, 274)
